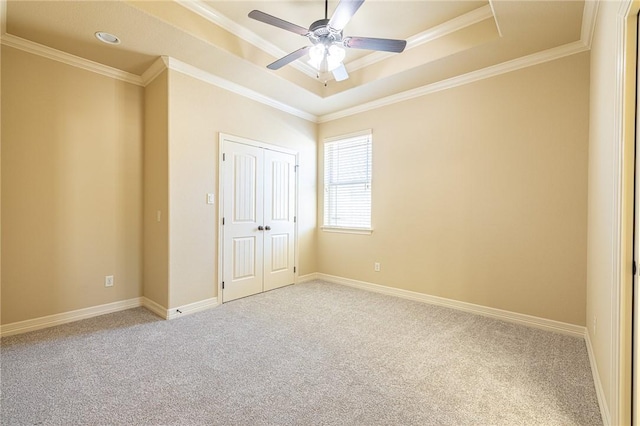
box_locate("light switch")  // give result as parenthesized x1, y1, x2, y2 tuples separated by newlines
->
(207, 193, 215, 205)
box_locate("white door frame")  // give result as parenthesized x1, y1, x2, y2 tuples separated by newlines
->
(613, 3, 638, 424)
(634, 68, 638, 425)
(634, 14, 640, 423)
(217, 133, 299, 303)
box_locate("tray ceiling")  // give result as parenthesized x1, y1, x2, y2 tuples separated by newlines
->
(1, 1, 589, 120)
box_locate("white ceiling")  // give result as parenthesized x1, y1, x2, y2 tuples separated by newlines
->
(1, 1, 591, 121)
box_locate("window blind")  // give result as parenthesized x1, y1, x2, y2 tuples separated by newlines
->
(323, 132, 372, 229)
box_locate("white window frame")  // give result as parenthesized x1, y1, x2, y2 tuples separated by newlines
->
(321, 129, 373, 235)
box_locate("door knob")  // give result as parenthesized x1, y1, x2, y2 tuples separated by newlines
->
(265, 226, 271, 231)
(258, 225, 264, 231)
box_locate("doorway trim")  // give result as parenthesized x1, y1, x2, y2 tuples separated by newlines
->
(217, 133, 300, 303)
(634, 6, 640, 425)
(615, 1, 640, 425)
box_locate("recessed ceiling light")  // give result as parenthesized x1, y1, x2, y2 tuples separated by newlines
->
(95, 32, 121, 45)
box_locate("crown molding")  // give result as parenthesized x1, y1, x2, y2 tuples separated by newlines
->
(176, 0, 317, 79)
(408, 4, 495, 49)
(581, 0, 599, 48)
(141, 56, 167, 86)
(179, 1, 496, 84)
(2, 28, 590, 125)
(346, 4, 495, 74)
(1, 33, 144, 86)
(488, 0, 503, 37)
(1, 1, 596, 126)
(162, 56, 318, 123)
(319, 40, 588, 123)
(0, 32, 315, 122)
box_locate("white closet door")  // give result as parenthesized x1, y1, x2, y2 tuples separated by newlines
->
(222, 141, 264, 302)
(263, 149, 296, 291)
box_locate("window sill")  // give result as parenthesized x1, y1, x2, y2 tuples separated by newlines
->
(321, 226, 373, 235)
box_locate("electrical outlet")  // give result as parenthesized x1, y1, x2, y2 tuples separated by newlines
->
(105, 275, 114, 287)
(207, 193, 215, 204)
(374, 262, 381, 272)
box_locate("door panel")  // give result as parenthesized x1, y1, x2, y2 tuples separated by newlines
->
(263, 149, 296, 291)
(222, 141, 264, 302)
(269, 234, 290, 272)
(233, 154, 258, 223)
(232, 237, 257, 279)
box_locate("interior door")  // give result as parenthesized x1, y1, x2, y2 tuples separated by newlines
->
(263, 149, 296, 291)
(222, 141, 264, 302)
(221, 137, 297, 303)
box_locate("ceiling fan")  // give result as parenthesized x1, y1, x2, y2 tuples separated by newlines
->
(248, 0, 407, 82)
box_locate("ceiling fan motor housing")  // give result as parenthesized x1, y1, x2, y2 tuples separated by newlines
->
(309, 18, 343, 45)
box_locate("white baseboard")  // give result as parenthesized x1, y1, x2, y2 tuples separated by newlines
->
(166, 297, 219, 320)
(585, 331, 611, 426)
(315, 273, 586, 338)
(0, 297, 144, 338)
(1, 296, 221, 337)
(141, 297, 169, 320)
(297, 273, 320, 283)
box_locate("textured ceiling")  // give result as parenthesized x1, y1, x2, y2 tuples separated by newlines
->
(2, 0, 587, 118)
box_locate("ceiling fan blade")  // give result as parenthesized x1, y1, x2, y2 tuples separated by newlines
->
(332, 63, 349, 82)
(328, 0, 365, 31)
(344, 36, 407, 53)
(267, 46, 311, 70)
(248, 10, 309, 36)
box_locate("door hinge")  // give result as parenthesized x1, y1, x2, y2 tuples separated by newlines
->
(294, 267, 296, 273)
(222, 281, 225, 290)
(294, 216, 296, 223)
(222, 217, 225, 225)
(633, 260, 637, 276)
(223, 153, 226, 161)
(295, 165, 299, 172)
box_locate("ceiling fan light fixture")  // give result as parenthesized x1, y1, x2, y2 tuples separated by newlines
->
(308, 44, 326, 69)
(327, 45, 346, 70)
(308, 44, 345, 72)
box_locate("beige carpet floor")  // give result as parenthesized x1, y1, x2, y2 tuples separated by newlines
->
(1, 281, 601, 425)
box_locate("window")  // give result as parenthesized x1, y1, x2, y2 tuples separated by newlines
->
(323, 130, 372, 232)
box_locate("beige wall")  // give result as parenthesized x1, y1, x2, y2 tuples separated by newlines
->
(165, 70, 317, 308)
(1, 45, 317, 323)
(318, 52, 590, 326)
(143, 69, 170, 308)
(1, 46, 144, 324)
